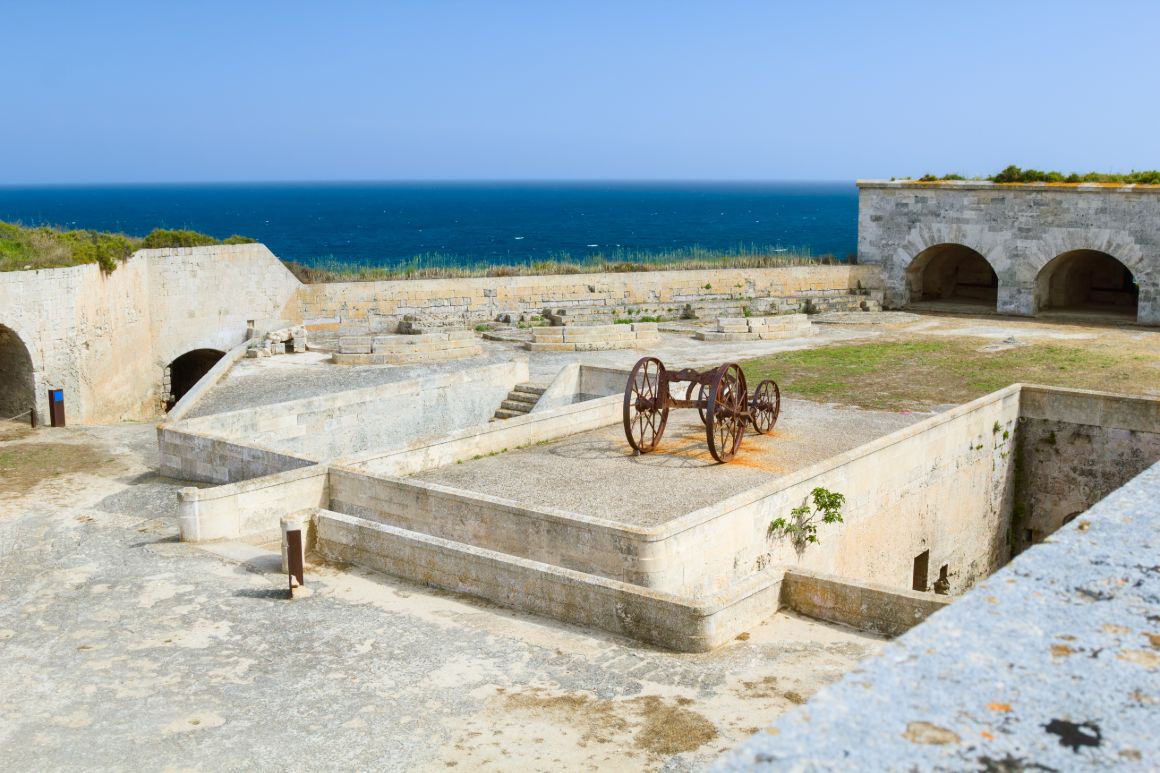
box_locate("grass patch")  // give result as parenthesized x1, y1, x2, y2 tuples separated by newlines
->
(0, 220, 255, 273)
(283, 244, 838, 283)
(742, 339, 1159, 411)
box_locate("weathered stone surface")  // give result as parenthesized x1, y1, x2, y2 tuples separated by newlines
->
(858, 180, 1160, 323)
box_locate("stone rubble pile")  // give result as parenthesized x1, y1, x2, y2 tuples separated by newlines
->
(246, 325, 308, 357)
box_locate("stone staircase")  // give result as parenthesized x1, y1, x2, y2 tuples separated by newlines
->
(492, 383, 547, 420)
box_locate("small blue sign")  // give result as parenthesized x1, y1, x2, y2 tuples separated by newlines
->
(51, 390, 63, 403)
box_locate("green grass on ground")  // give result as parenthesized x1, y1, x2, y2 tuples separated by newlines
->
(0, 221, 255, 273)
(742, 339, 1160, 412)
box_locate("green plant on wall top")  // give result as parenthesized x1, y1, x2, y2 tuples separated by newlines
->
(769, 487, 845, 551)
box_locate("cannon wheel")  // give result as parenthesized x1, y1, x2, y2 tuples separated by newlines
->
(685, 382, 709, 426)
(749, 379, 781, 435)
(705, 363, 747, 463)
(623, 356, 669, 454)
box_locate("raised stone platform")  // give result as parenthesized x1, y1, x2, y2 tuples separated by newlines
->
(694, 314, 814, 342)
(334, 330, 482, 365)
(524, 322, 660, 352)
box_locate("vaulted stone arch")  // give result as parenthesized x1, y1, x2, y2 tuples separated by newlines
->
(1035, 250, 1139, 317)
(0, 323, 38, 424)
(905, 244, 999, 303)
(887, 222, 1011, 309)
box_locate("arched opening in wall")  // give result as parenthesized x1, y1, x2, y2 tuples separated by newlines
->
(905, 244, 999, 308)
(1036, 250, 1138, 319)
(0, 324, 35, 425)
(165, 349, 225, 412)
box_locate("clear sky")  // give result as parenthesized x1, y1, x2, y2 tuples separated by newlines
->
(3, 1, 1158, 183)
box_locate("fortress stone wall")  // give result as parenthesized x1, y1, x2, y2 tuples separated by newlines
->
(296, 264, 882, 333)
(857, 181, 1160, 324)
(0, 245, 875, 424)
(0, 244, 300, 424)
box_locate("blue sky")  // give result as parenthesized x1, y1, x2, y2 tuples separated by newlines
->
(3, 1, 1158, 183)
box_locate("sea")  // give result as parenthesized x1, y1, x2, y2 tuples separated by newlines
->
(0, 181, 858, 268)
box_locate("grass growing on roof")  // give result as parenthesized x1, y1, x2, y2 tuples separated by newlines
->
(0, 220, 256, 273)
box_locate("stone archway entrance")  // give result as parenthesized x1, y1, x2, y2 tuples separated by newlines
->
(0, 324, 36, 424)
(1035, 250, 1138, 318)
(905, 244, 999, 305)
(164, 349, 225, 411)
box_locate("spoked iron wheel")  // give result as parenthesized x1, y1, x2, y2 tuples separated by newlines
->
(623, 356, 669, 454)
(705, 363, 747, 463)
(685, 382, 709, 426)
(749, 379, 781, 435)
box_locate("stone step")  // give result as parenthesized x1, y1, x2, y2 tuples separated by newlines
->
(504, 391, 540, 406)
(500, 399, 535, 413)
(513, 384, 548, 396)
(492, 408, 524, 420)
(314, 508, 774, 653)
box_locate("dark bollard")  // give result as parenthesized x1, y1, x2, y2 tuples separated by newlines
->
(287, 528, 304, 596)
(49, 389, 65, 427)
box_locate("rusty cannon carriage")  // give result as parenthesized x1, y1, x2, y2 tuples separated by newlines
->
(622, 356, 781, 463)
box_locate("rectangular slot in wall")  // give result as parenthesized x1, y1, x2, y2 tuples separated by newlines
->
(912, 550, 930, 592)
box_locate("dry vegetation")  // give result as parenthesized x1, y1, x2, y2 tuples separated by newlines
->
(0, 221, 254, 273)
(284, 245, 833, 283)
(743, 338, 1160, 412)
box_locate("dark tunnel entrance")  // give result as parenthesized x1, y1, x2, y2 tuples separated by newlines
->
(165, 349, 225, 411)
(906, 244, 999, 304)
(0, 324, 35, 424)
(1036, 250, 1138, 318)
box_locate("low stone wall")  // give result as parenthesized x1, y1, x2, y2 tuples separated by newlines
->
(345, 392, 623, 478)
(158, 427, 316, 484)
(177, 464, 329, 542)
(525, 322, 660, 352)
(160, 359, 526, 482)
(781, 568, 950, 637)
(333, 330, 482, 365)
(532, 364, 627, 413)
(315, 508, 786, 652)
(693, 314, 813, 342)
(297, 264, 883, 333)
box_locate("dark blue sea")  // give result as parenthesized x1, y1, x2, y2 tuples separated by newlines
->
(0, 182, 857, 268)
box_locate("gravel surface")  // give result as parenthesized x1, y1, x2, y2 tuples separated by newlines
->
(0, 423, 882, 771)
(414, 399, 927, 526)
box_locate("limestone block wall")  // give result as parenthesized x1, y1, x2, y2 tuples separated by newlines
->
(161, 359, 526, 483)
(857, 181, 1160, 323)
(1014, 386, 1160, 548)
(142, 244, 302, 373)
(296, 265, 883, 333)
(0, 259, 156, 423)
(525, 322, 660, 352)
(0, 243, 303, 424)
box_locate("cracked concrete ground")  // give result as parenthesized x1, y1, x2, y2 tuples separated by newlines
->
(0, 421, 883, 771)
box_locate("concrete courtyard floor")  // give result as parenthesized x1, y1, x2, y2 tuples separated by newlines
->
(415, 402, 923, 526)
(0, 421, 883, 771)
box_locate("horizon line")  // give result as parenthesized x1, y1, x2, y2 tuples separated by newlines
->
(0, 177, 859, 188)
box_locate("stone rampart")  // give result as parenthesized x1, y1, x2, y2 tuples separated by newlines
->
(296, 264, 883, 333)
(857, 180, 1160, 323)
(0, 243, 302, 424)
